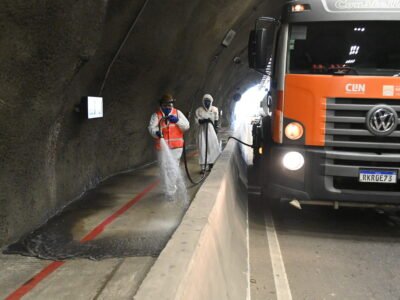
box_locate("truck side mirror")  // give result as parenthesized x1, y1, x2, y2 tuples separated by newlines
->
(248, 28, 270, 70)
(248, 17, 279, 75)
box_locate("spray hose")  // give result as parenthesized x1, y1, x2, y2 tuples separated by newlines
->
(181, 120, 257, 187)
(161, 113, 254, 187)
(159, 115, 209, 187)
(182, 122, 255, 187)
(182, 121, 209, 186)
(226, 136, 255, 148)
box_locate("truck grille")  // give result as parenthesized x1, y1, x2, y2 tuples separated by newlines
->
(325, 98, 400, 192)
(325, 98, 400, 151)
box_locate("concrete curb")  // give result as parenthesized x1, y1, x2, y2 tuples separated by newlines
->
(134, 140, 249, 300)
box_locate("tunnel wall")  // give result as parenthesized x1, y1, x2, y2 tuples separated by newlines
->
(135, 140, 249, 300)
(0, 0, 279, 246)
(0, 0, 110, 246)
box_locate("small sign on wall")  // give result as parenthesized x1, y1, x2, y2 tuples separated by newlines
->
(87, 97, 103, 119)
(76, 96, 103, 119)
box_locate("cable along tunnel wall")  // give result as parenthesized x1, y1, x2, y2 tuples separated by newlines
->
(135, 140, 249, 300)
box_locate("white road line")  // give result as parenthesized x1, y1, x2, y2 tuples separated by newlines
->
(265, 210, 293, 300)
(246, 199, 251, 300)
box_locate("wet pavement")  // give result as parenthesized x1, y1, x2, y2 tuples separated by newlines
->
(4, 149, 205, 261)
(0, 147, 206, 299)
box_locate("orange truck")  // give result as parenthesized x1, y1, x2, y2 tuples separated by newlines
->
(249, 0, 400, 208)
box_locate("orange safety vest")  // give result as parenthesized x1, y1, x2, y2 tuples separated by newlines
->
(155, 108, 184, 150)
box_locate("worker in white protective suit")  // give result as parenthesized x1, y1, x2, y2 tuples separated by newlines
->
(195, 94, 221, 174)
(148, 94, 190, 199)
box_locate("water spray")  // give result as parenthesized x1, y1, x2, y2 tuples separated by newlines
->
(157, 116, 188, 202)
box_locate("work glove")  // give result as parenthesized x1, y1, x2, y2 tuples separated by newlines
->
(156, 131, 162, 138)
(168, 115, 179, 123)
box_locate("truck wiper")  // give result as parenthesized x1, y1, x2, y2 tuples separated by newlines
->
(393, 72, 400, 77)
(328, 66, 359, 75)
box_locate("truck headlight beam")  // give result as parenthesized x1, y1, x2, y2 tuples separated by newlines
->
(282, 151, 304, 171)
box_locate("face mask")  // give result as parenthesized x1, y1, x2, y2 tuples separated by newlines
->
(162, 107, 172, 115)
(204, 100, 211, 109)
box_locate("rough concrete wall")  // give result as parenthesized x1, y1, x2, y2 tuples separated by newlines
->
(0, 0, 108, 246)
(0, 0, 279, 246)
(98, 0, 267, 142)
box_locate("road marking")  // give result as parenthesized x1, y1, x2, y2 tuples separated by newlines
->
(80, 180, 158, 242)
(246, 199, 251, 300)
(5, 180, 159, 300)
(264, 210, 293, 300)
(5, 261, 65, 300)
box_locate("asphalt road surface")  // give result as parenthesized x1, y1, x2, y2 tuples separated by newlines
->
(249, 197, 400, 300)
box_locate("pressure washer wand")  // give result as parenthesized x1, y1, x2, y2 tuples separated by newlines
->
(158, 116, 166, 138)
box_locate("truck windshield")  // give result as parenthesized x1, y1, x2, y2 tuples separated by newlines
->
(288, 21, 400, 76)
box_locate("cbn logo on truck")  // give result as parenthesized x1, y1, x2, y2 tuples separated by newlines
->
(345, 83, 366, 94)
(322, 0, 400, 11)
(383, 85, 400, 97)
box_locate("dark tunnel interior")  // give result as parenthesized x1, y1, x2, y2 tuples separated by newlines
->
(0, 1, 281, 246)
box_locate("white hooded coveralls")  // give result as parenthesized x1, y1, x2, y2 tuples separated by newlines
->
(195, 94, 221, 166)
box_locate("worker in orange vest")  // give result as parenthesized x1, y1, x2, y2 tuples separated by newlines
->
(148, 94, 190, 161)
(148, 94, 189, 199)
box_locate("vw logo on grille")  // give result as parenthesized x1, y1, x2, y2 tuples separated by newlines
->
(366, 105, 398, 136)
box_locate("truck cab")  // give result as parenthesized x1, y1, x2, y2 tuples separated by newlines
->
(249, 0, 400, 208)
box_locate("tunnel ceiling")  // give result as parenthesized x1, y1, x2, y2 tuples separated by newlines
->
(0, 0, 280, 246)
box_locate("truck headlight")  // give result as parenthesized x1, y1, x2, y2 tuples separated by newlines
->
(282, 151, 304, 171)
(284, 122, 304, 140)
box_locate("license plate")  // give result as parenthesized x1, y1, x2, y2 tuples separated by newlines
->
(359, 170, 397, 184)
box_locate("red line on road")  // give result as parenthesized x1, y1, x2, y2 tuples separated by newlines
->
(5, 261, 65, 300)
(5, 180, 159, 300)
(80, 180, 159, 242)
